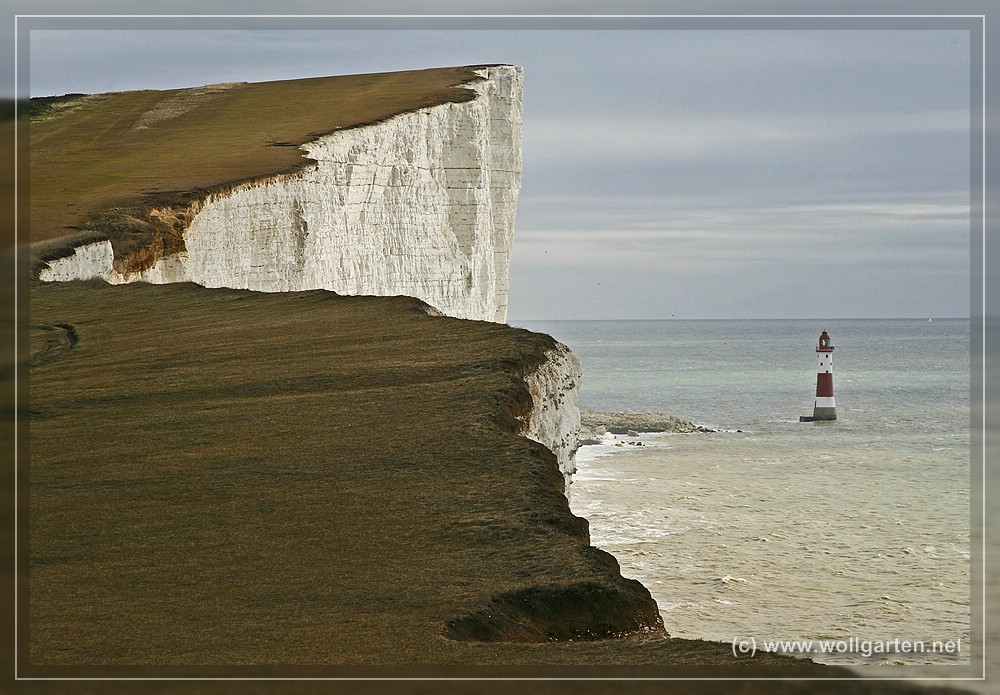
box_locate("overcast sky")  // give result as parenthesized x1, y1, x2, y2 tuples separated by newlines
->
(21, 13, 976, 320)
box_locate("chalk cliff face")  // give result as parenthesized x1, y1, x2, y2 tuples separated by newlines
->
(522, 343, 582, 497)
(39, 65, 522, 323)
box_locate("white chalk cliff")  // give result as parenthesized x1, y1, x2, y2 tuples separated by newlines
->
(39, 65, 522, 323)
(37, 240, 116, 283)
(521, 344, 582, 498)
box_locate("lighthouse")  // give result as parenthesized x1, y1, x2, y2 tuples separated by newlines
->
(800, 330, 836, 422)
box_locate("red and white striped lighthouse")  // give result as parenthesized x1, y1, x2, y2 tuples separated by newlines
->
(800, 330, 836, 422)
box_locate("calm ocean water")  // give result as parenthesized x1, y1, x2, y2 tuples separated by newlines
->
(517, 319, 976, 675)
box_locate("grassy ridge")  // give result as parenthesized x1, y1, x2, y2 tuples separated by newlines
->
(23, 282, 971, 692)
(28, 281, 649, 666)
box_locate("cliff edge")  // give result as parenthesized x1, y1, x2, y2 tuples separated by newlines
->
(28, 281, 664, 664)
(31, 65, 521, 322)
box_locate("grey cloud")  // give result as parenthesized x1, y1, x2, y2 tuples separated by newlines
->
(524, 109, 969, 167)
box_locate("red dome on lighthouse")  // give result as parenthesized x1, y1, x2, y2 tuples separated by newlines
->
(817, 330, 834, 352)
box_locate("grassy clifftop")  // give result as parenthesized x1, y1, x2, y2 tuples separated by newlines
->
(29, 281, 660, 666)
(28, 66, 489, 267)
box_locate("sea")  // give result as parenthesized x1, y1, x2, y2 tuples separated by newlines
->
(516, 318, 985, 682)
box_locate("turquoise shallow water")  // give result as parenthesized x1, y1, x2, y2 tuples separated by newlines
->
(517, 319, 974, 672)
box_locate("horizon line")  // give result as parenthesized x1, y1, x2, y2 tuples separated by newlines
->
(511, 316, 974, 322)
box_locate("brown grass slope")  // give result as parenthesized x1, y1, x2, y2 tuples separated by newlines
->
(27, 280, 654, 667)
(21, 281, 971, 692)
(28, 66, 490, 272)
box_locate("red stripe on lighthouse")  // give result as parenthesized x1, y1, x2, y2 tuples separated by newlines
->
(816, 372, 834, 398)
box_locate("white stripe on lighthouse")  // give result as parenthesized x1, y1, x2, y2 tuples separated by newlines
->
(814, 397, 836, 408)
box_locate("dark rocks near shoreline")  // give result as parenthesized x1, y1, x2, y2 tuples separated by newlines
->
(445, 578, 666, 643)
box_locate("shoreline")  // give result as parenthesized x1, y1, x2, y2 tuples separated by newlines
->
(569, 408, 972, 678)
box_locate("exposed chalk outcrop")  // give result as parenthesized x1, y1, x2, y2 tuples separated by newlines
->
(36, 66, 523, 323)
(37, 240, 114, 282)
(521, 343, 582, 497)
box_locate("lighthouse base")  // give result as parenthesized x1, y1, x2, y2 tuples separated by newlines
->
(800, 408, 837, 422)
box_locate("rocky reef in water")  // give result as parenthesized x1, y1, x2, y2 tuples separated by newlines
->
(579, 410, 715, 444)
